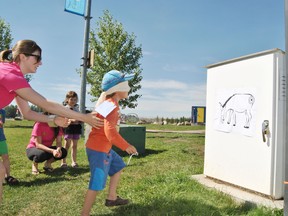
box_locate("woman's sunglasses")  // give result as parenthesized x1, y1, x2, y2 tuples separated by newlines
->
(22, 53, 42, 63)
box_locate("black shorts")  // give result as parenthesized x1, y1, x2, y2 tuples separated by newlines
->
(64, 124, 82, 135)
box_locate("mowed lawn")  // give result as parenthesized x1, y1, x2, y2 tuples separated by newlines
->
(0, 120, 283, 216)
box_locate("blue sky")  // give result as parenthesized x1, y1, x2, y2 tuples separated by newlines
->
(0, 0, 285, 118)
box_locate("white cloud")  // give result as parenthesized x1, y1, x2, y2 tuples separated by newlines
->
(142, 50, 152, 56)
(141, 79, 188, 90)
(31, 80, 81, 105)
(123, 79, 207, 118)
(162, 63, 199, 73)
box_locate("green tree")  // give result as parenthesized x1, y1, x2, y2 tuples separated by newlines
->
(156, 116, 159, 123)
(0, 17, 14, 77)
(87, 10, 143, 109)
(4, 105, 17, 118)
(0, 18, 32, 82)
(0, 18, 13, 51)
(24, 74, 33, 82)
(30, 105, 42, 112)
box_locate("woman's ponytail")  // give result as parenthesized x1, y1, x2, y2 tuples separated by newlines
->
(0, 50, 12, 62)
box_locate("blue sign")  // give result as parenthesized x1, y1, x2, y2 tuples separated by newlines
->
(65, 0, 86, 16)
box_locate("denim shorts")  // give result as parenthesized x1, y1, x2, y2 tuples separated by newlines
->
(86, 148, 126, 191)
(0, 140, 8, 155)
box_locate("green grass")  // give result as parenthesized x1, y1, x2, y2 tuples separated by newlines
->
(0, 120, 283, 216)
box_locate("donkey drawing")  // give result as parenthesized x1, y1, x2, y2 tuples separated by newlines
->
(219, 93, 255, 128)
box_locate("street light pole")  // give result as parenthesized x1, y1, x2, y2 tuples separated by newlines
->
(79, 0, 92, 114)
(284, 0, 288, 215)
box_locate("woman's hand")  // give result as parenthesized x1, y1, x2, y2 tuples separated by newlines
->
(85, 112, 104, 129)
(54, 116, 71, 128)
(53, 148, 62, 158)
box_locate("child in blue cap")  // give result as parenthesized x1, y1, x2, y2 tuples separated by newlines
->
(81, 70, 138, 216)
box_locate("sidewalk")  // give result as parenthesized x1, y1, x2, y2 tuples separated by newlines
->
(191, 174, 283, 209)
(146, 129, 205, 134)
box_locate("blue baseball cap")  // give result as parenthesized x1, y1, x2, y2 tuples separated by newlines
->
(101, 70, 135, 91)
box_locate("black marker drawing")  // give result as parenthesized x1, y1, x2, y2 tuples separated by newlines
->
(219, 93, 255, 128)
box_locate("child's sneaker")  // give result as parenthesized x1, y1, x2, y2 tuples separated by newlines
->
(60, 163, 68, 168)
(105, 196, 129, 207)
(71, 162, 78, 168)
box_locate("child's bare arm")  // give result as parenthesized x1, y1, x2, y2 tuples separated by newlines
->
(125, 145, 138, 155)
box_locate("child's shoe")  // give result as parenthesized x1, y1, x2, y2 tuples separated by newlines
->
(60, 163, 68, 168)
(105, 196, 129, 207)
(32, 162, 40, 175)
(71, 162, 78, 168)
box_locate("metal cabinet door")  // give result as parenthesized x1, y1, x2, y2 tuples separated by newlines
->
(204, 49, 285, 198)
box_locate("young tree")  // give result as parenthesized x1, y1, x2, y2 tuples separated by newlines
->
(0, 18, 13, 51)
(87, 10, 143, 109)
(0, 18, 32, 82)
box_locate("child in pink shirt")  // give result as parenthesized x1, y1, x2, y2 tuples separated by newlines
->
(26, 112, 67, 174)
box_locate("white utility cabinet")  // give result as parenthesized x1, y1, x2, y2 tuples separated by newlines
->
(204, 49, 286, 199)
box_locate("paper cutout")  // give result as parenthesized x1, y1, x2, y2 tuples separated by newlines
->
(95, 101, 116, 118)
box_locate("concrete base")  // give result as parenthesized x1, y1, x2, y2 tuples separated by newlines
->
(191, 174, 283, 209)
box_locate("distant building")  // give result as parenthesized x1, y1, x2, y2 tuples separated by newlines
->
(191, 106, 206, 125)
